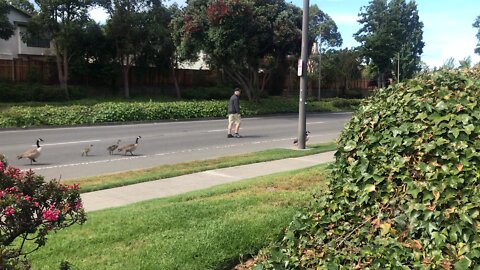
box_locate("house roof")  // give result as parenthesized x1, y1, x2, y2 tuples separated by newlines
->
(8, 5, 32, 18)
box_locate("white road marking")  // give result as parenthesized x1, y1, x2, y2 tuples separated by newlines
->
(24, 133, 336, 173)
(307, 121, 325, 124)
(35, 139, 101, 147)
(31, 155, 147, 170)
(207, 129, 226, 133)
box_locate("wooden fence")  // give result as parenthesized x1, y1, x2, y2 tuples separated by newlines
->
(0, 59, 218, 88)
(0, 59, 57, 84)
(0, 59, 372, 97)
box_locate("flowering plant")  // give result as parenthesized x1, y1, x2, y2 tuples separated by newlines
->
(0, 161, 86, 269)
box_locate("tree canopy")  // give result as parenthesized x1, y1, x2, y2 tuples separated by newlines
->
(172, 0, 305, 101)
(27, 0, 96, 98)
(101, 0, 175, 98)
(0, 1, 14, 40)
(474, 15, 480, 55)
(309, 4, 342, 50)
(7, 0, 35, 14)
(354, 0, 424, 87)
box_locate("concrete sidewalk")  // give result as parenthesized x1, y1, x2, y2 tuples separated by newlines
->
(81, 151, 336, 212)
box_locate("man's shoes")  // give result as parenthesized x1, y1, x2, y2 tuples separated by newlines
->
(234, 133, 241, 138)
(227, 134, 234, 138)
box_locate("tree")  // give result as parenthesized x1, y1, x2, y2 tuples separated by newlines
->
(354, 0, 424, 87)
(67, 20, 117, 89)
(172, 0, 304, 101)
(473, 15, 480, 55)
(139, 1, 178, 98)
(0, 1, 14, 40)
(442, 57, 456, 69)
(102, 0, 151, 98)
(320, 48, 362, 96)
(308, 4, 342, 99)
(309, 4, 342, 49)
(0, 161, 86, 268)
(27, 0, 95, 99)
(459, 56, 472, 69)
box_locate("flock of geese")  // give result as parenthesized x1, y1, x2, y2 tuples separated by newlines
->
(16, 136, 142, 165)
(12, 131, 309, 166)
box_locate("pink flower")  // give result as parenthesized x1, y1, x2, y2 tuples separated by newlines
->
(42, 205, 60, 222)
(75, 201, 82, 210)
(34, 202, 39, 207)
(4, 206, 15, 216)
(24, 195, 31, 202)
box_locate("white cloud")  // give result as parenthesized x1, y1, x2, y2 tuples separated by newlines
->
(330, 13, 360, 25)
(89, 7, 109, 24)
(420, 11, 480, 67)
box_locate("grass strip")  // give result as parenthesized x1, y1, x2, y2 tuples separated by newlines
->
(67, 143, 336, 193)
(28, 165, 330, 270)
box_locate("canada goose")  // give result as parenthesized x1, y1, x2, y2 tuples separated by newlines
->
(293, 131, 310, 145)
(17, 138, 43, 164)
(118, 136, 141, 156)
(81, 144, 94, 157)
(107, 139, 121, 155)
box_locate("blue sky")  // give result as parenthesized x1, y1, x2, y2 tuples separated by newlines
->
(91, 0, 480, 68)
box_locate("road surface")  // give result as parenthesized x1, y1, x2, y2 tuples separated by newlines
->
(0, 113, 352, 180)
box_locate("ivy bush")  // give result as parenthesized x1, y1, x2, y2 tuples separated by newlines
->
(0, 161, 86, 269)
(254, 68, 480, 269)
(0, 98, 359, 128)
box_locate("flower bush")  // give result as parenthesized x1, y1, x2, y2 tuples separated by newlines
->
(0, 161, 86, 269)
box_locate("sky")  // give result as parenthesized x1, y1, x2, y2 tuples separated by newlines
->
(90, 0, 480, 68)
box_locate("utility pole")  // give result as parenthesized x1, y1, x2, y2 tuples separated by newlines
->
(297, 0, 309, 149)
(397, 52, 400, 82)
(317, 35, 321, 100)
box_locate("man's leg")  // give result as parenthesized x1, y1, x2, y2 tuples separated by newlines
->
(234, 114, 241, 136)
(227, 115, 234, 137)
(234, 122, 241, 134)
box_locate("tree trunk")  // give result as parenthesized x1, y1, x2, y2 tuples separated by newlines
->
(172, 65, 181, 99)
(223, 68, 254, 101)
(54, 42, 69, 100)
(377, 71, 385, 88)
(123, 64, 130, 98)
(63, 46, 69, 100)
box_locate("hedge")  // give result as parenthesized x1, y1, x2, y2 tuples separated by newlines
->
(0, 98, 360, 128)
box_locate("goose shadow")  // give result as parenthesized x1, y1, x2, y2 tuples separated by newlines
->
(26, 162, 52, 166)
(234, 135, 265, 139)
(81, 154, 98, 157)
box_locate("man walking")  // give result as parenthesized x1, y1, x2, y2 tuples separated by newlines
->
(227, 88, 242, 138)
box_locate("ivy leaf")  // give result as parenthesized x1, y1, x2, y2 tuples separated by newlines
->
(457, 164, 463, 172)
(459, 213, 473, 224)
(454, 257, 471, 270)
(343, 141, 357, 152)
(364, 184, 376, 193)
(379, 223, 391, 236)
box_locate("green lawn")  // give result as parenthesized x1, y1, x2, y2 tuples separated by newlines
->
(27, 165, 330, 270)
(69, 142, 336, 193)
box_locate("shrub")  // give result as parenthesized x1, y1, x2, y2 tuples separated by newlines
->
(0, 97, 360, 128)
(182, 86, 232, 100)
(0, 83, 86, 102)
(0, 162, 86, 269)
(255, 68, 480, 268)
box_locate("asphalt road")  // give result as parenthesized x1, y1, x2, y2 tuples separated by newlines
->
(0, 112, 352, 180)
